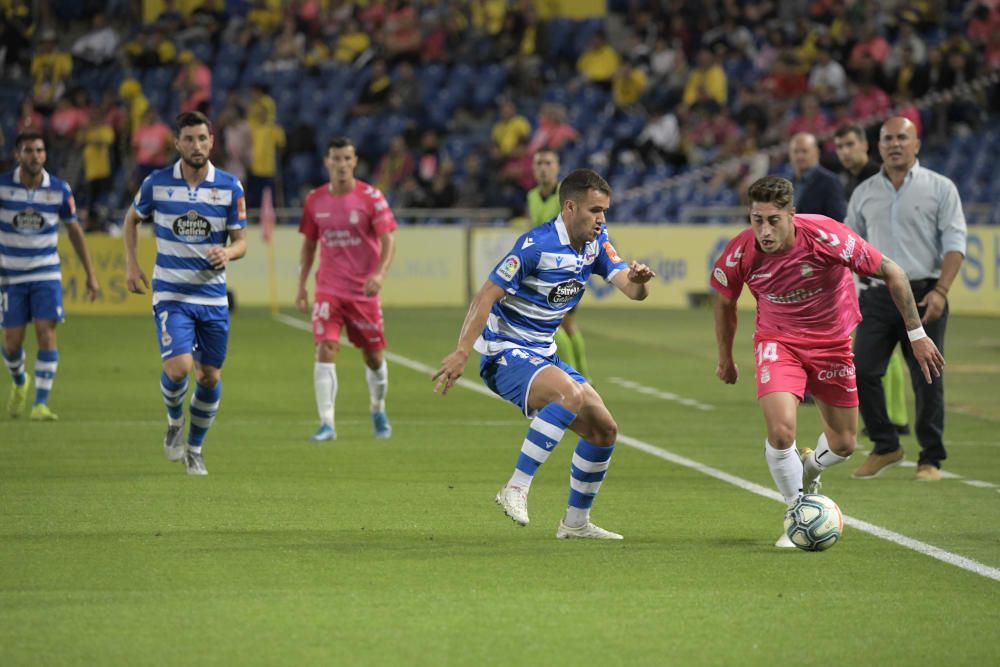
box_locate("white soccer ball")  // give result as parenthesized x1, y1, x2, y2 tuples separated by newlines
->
(783, 494, 844, 551)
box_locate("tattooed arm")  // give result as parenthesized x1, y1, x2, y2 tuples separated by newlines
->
(872, 257, 922, 331)
(872, 257, 945, 383)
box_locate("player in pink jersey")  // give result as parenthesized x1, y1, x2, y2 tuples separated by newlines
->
(711, 177, 943, 547)
(296, 137, 398, 442)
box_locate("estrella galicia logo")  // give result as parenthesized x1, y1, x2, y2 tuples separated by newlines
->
(172, 210, 211, 242)
(12, 208, 45, 233)
(547, 280, 584, 306)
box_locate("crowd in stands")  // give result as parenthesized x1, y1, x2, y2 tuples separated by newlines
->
(0, 0, 998, 228)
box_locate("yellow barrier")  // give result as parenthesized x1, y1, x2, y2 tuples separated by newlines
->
(54, 225, 1000, 316)
(58, 231, 157, 314)
(230, 226, 468, 308)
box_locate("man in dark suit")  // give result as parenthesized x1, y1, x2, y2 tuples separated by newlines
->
(788, 132, 847, 222)
(834, 123, 880, 197)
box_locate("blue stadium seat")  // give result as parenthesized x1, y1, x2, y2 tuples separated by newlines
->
(216, 42, 246, 67)
(547, 18, 574, 61)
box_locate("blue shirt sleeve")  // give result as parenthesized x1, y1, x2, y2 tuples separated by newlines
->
(58, 181, 78, 223)
(489, 234, 539, 293)
(132, 174, 155, 219)
(591, 230, 628, 280)
(228, 178, 248, 230)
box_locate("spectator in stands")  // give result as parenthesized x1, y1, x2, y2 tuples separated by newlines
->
(16, 97, 44, 135)
(124, 26, 177, 69)
(786, 93, 833, 138)
(760, 53, 808, 101)
(302, 34, 331, 71)
(788, 132, 846, 221)
(215, 102, 251, 184)
(967, 1, 1000, 48)
(611, 60, 648, 111)
(118, 78, 149, 141)
(414, 128, 443, 195)
(333, 18, 371, 64)
(889, 45, 929, 100)
(528, 103, 577, 154)
(941, 51, 984, 130)
(454, 152, 488, 208)
(687, 105, 740, 165)
(390, 61, 422, 116)
(382, 0, 422, 65)
(850, 22, 890, 70)
(173, 50, 212, 115)
(48, 93, 89, 179)
(421, 161, 457, 209)
(70, 12, 119, 66)
(79, 108, 115, 232)
(246, 103, 286, 209)
(131, 107, 173, 185)
(352, 58, 393, 118)
(577, 32, 621, 87)
(682, 47, 727, 109)
(264, 17, 305, 71)
(248, 84, 277, 125)
(421, 15, 448, 64)
(247, 0, 282, 39)
(610, 106, 683, 169)
(374, 135, 414, 197)
(850, 72, 892, 123)
(491, 99, 532, 161)
(31, 30, 72, 94)
(886, 20, 926, 72)
(809, 47, 848, 104)
(31, 62, 65, 114)
(0, 3, 32, 80)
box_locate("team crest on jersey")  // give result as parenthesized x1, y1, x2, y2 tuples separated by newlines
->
(800, 263, 813, 277)
(11, 208, 45, 232)
(760, 366, 771, 384)
(161, 331, 173, 347)
(713, 267, 728, 287)
(547, 280, 585, 306)
(173, 210, 211, 242)
(209, 188, 225, 204)
(497, 255, 520, 281)
(349, 209, 360, 224)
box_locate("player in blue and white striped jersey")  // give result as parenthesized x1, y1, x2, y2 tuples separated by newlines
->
(434, 169, 655, 540)
(1, 131, 101, 421)
(123, 111, 248, 476)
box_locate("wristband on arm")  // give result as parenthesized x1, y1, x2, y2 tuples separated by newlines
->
(907, 326, 928, 342)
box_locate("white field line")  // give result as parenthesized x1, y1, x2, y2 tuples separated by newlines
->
(276, 314, 1000, 582)
(608, 377, 715, 411)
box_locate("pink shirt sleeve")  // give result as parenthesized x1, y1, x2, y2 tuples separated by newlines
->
(299, 192, 318, 241)
(369, 187, 397, 236)
(710, 234, 748, 300)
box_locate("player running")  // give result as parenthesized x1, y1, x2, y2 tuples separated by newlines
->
(434, 169, 655, 540)
(711, 176, 943, 547)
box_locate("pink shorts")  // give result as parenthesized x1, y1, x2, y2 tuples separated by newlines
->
(311, 293, 386, 351)
(753, 336, 858, 408)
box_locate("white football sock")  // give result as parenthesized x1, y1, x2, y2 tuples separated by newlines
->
(765, 439, 802, 506)
(564, 506, 589, 528)
(804, 432, 849, 484)
(365, 360, 388, 412)
(314, 362, 337, 427)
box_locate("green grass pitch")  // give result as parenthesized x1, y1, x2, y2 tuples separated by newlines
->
(2, 306, 998, 666)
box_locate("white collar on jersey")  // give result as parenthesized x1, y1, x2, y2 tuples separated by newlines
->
(172, 159, 216, 183)
(13, 166, 51, 189)
(555, 215, 571, 245)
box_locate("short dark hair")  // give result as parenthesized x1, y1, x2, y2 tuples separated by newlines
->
(174, 110, 212, 134)
(834, 123, 866, 142)
(326, 136, 356, 153)
(559, 169, 611, 207)
(14, 131, 44, 150)
(533, 148, 559, 161)
(747, 176, 794, 210)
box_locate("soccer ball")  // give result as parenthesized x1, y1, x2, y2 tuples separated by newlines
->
(783, 494, 844, 551)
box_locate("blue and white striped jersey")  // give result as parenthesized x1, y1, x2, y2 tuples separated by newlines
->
(475, 216, 627, 357)
(0, 167, 77, 286)
(132, 161, 247, 307)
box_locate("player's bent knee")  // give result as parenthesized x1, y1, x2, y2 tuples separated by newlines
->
(591, 419, 618, 446)
(830, 435, 857, 457)
(767, 424, 796, 449)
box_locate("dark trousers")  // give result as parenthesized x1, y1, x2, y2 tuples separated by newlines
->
(854, 280, 948, 467)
